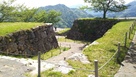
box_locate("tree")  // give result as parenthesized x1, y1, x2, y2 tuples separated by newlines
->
(84, 0, 128, 19)
(33, 10, 61, 24)
(12, 5, 38, 22)
(0, 0, 38, 22)
(45, 10, 61, 24)
(0, 0, 16, 22)
(33, 10, 47, 22)
(0, 0, 61, 24)
(20, 7, 37, 22)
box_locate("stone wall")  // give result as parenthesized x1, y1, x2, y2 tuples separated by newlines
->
(67, 19, 120, 42)
(0, 25, 58, 56)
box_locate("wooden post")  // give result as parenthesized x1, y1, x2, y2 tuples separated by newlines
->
(117, 43, 121, 63)
(38, 51, 41, 77)
(94, 60, 98, 77)
(124, 32, 127, 47)
(129, 27, 131, 39)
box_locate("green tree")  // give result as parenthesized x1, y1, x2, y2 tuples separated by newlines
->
(45, 10, 61, 24)
(84, 0, 127, 18)
(33, 10, 47, 22)
(33, 10, 61, 24)
(21, 7, 37, 22)
(0, 0, 61, 23)
(0, 0, 15, 22)
(0, 0, 37, 22)
(12, 5, 37, 22)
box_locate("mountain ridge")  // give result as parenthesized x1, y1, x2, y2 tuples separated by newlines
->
(39, 4, 93, 28)
(87, 1, 136, 18)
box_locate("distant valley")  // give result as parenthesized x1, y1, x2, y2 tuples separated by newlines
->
(39, 1, 136, 28)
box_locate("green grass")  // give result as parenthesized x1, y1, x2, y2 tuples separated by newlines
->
(57, 36, 75, 42)
(32, 47, 70, 60)
(57, 36, 89, 44)
(66, 20, 135, 77)
(56, 28, 70, 35)
(0, 22, 43, 36)
(83, 21, 135, 76)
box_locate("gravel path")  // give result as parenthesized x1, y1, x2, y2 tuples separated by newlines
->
(114, 33, 136, 77)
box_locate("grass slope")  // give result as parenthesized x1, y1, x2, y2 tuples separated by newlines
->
(0, 22, 43, 36)
(82, 21, 134, 76)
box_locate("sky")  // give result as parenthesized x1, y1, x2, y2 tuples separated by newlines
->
(3, 0, 136, 8)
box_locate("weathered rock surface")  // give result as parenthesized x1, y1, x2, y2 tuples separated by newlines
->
(0, 25, 58, 56)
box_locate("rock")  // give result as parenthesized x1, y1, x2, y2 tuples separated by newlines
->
(88, 75, 95, 77)
(68, 53, 90, 64)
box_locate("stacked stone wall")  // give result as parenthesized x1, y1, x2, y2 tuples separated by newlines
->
(67, 19, 120, 42)
(0, 25, 58, 56)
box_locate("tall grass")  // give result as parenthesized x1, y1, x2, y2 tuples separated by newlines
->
(0, 22, 43, 36)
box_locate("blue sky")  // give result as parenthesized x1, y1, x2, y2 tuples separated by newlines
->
(12, 0, 136, 8)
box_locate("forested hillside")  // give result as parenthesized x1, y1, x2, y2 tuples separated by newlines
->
(39, 4, 93, 28)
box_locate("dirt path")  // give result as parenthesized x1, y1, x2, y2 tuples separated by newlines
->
(114, 33, 136, 77)
(46, 42, 85, 62)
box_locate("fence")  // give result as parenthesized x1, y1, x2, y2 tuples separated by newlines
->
(36, 42, 119, 77)
(94, 20, 136, 77)
(0, 20, 136, 77)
